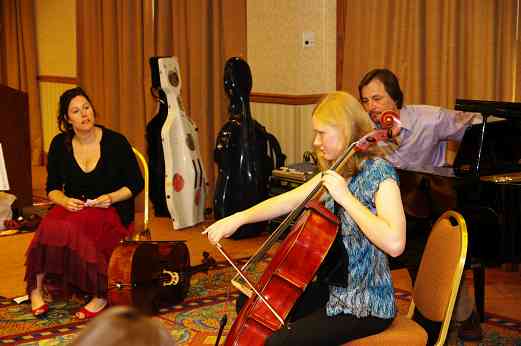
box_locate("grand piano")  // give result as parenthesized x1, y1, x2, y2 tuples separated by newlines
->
(454, 99, 521, 270)
(395, 99, 521, 323)
(449, 99, 521, 322)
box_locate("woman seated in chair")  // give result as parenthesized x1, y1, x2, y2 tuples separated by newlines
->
(204, 91, 406, 345)
(25, 87, 144, 319)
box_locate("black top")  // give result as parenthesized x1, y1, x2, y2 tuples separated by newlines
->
(46, 126, 144, 226)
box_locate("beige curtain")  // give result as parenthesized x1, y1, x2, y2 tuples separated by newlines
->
(77, 0, 246, 201)
(0, 0, 43, 165)
(510, 0, 521, 101)
(76, 0, 149, 153)
(340, 0, 520, 106)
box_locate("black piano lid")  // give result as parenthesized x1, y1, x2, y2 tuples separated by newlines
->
(454, 99, 521, 177)
(455, 99, 521, 119)
(453, 119, 521, 177)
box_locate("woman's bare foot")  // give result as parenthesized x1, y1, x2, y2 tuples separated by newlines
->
(30, 289, 48, 316)
(30, 289, 45, 309)
(75, 297, 107, 319)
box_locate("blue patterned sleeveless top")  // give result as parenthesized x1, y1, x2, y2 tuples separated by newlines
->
(324, 158, 398, 319)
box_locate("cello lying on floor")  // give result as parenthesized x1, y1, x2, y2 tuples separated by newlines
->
(108, 240, 216, 315)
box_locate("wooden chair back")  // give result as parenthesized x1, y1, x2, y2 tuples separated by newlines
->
(128, 147, 150, 240)
(409, 210, 468, 345)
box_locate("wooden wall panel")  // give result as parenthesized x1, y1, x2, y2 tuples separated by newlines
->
(0, 84, 32, 208)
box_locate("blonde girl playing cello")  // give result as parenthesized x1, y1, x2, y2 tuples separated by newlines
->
(204, 91, 405, 345)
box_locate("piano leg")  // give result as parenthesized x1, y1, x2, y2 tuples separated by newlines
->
(498, 184, 521, 272)
(509, 185, 521, 271)
(471, 260, 485, 322)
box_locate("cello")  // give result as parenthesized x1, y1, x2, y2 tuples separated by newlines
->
(107, 240, 216, 315)
(215, 111, 401, 345)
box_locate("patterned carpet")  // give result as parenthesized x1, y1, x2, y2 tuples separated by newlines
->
(1, 260, 520, 345)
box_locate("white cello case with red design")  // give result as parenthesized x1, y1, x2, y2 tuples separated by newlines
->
(158, 56, 207, 229)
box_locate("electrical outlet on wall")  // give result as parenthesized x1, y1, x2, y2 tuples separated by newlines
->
(302, 32, 315, 48)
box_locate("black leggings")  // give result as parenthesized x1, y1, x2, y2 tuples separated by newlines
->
(236, 282, 393, 346)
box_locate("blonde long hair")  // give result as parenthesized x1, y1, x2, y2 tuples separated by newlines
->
(312, 91, 380, 176)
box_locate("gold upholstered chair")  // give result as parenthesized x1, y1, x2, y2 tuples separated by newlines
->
(128, 147, 151, 240)
(344, 210, 468, 346)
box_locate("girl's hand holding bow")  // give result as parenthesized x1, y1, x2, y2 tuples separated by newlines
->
(202, 212, 245, 245)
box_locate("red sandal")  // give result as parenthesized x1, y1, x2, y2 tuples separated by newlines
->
(75, 303, 107, 320)
(31, 303, 49, 318)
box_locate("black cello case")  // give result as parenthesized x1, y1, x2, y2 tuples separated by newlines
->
(214, 57, 285, 239)
(146, 57, 170, 216)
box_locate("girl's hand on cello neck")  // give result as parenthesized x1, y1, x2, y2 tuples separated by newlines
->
(321, 170, 351, 207)
(321, 168, 406, 257)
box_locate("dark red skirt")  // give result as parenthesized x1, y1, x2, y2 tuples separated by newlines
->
(25, 205, 132, 297)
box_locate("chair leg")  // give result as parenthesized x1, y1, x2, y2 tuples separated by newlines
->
(472, 261, 485, 322)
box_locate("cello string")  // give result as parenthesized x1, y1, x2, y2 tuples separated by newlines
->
(215, 242, 285, 326)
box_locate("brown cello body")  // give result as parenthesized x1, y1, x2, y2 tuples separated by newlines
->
(224, 200, 338, 345)
(107, 240, 190, 315)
